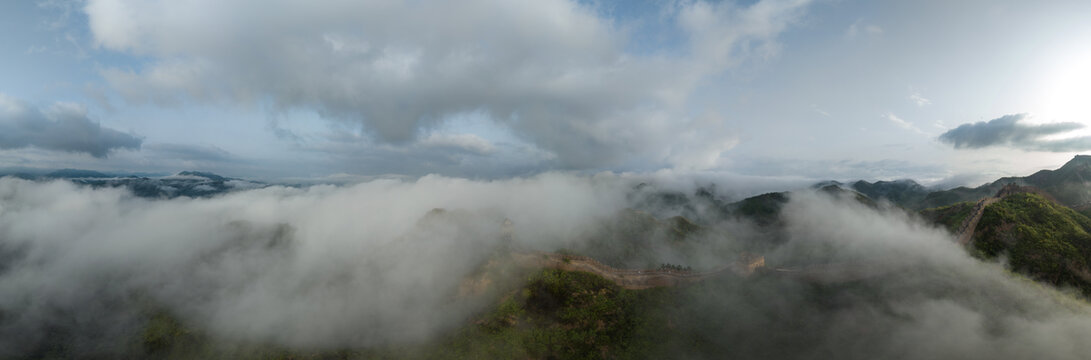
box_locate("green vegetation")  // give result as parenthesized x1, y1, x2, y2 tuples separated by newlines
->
(918, 186, 994, 210)
(920, 155, 1091, 210)
(657, 263, 693, 272)
(572, 209, 742, 270)
(128, 266, 889, 360)
(919, 201, 975, 233)
(666, 216, 702, 239)
(1020, 155, 1091, 207)
(973, 193, 1091, 293)
(730, 192, 788, 226)
(851, 179, 929, 209)
(143, 310, 195, 354)
(443, 269, 663, 359)
(132, 309, 343, 359)
(129, 269, 674, 360)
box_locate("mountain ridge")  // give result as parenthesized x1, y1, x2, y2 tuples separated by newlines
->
(822, 155, 1091, 210)
(1, 169, 262, 199)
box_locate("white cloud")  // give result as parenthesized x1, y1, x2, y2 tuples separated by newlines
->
(0, 173, 631, 351)
(83, 0, 813, 171)
(6, 176, 1091, 357)
(886, 112, 926, 135)
(24, 45, 48, 54)
(846, 19, 884, 39)
(910, 92, 932, 107)
(679, 0, 812, 70)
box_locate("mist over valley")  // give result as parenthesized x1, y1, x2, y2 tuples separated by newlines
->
(5, 0, 1091, 358)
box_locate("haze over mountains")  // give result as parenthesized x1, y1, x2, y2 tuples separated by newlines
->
(7, 1, 1091, 358)
(846, 155, 1091, 211)
(0, 169, 265, 198)
(4, 157, 1091, 359)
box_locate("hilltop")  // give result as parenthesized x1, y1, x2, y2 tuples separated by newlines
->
(633, 156, 1091, 297)
(846, 155, 1091, 210)
(919, 184, 1091, 294)
(850, 179, 931, 209)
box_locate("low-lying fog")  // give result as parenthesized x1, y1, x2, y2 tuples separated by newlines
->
(1, 174, 1090, 359)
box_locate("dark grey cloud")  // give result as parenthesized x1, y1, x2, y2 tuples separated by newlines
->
(312, 129, 552, 178)
(0, 95, 141, 158)
(727, 156, 947, 182)
(939, 114, 1091, 152)
(144, 143, 231, 162)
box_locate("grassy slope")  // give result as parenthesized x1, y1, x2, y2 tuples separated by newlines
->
(729, 192, 788, 227)
(851, 180, 929, 209)
(919, 201, 975, 234)
(135, 265, 920, 360)
(135, 269, 676, 360)
(918, 186, 995, 210)
(129, 208, 741, 360)
(973, 193, 1091, 293)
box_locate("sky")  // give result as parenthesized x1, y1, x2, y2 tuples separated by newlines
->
(2, 0, 1091, 185)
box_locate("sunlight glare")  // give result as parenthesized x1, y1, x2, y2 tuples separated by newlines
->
(1040, 49, 1091, 127)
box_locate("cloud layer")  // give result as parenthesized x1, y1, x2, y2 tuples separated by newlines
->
(939, 114, 1091, 152)
(4, 176, 1091, 358)
(0, 174, 630, 354)
(143, 143, 231, 161)
(0, 94, 141, 158)
(83, 0, 812, 170)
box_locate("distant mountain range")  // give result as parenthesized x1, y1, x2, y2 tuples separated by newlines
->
(10, 155, 1091, 208)
(10, 158, 1091, 359)
(0, 169, 265, 199)
(845, 155, 1091, 211)
(631, 155, 1091, 297)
